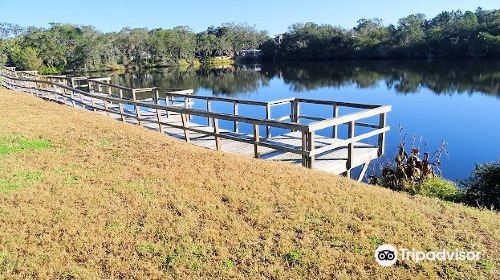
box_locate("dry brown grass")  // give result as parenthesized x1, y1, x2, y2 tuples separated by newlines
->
(0, 88, 498, 279)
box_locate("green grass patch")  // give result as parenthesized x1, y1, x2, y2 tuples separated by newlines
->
(0, 251, 17, 274)
(327, 237, 345, 248)
(202, 57, 234, 67)
(368, 236, 383, 247)
(0, 135, 50, 156)
(105, 221, 126, 232)
(161, 249, 181, 271)
(477, 259, 494, 271)
(136, 243, 162, 257)
(418, 177, 459, 200)
(0, 170, 44, 193)
(222, 259, 235, 269)
(284, 249, 303, 266)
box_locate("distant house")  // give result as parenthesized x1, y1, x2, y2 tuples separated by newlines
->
(212, 55, 233, 60)
(237, 49, 262, 58)
(274, 34, 283, 45)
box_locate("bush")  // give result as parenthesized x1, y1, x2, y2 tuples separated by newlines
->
(0, 52, 7, 65)
(39, 66, 63, 75)
(8, 46, 42, 71)
(369, 141, 446, 192)
(368, 132, 458, 201)
(460, 161, 500, 210)
(417, 177, 458, 200)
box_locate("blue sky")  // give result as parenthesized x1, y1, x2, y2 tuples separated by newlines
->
(1, 0, 498, 34)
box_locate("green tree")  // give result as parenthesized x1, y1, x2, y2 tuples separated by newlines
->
(394, 14, 426, 57)
(1, 8, 499, 72)
(460, 161, 500, 209)
(8, 45, 43, 70)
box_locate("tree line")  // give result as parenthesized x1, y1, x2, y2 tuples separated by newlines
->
(263, 8, 500, 60)
(0, 8, 499, 74)
(0, 22, 268, 73)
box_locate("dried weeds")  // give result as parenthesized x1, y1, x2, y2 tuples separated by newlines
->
(0, 88, 498, 279)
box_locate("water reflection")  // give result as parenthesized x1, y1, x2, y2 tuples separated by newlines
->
(263, 60, 500, 96)
(111, 60, 500, 97)
(106, 60, 500, 180)
(112, 66, 270, 96)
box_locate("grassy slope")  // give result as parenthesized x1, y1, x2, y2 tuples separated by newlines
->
(0, 88, 498, 279)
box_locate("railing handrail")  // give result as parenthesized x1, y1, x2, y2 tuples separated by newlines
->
(163, 92, 270, 107)
(43, 75, 67, 78)
(309, 105, 392, 132)
(296, 98, 383, 109)
(87, 78, 133, 91)
(2, 73, 309, 132)
(1, 67, 391, 173)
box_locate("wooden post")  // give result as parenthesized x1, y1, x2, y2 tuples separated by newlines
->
(346, 121, 355, 178)
(61, 86, 67, 105)
(307, 131, 315, 168)
(253, 123, 260, 158)
(54, 81, 59, 102)
(181, 113, 190, 142)
(33, 81, 38, 97)
(233, 101, 238, 133)
(79, 80, 87, 109)
(358, 162, 369, 182)
(378, 112, 387, 156)
(332, 104, 339, 138)
(118, 89, 126, 122)
(293, 99, 300, 123)
(49, 78, 56, 101)
(107, 84, 112, 96)
(154, 88, 164, 133)
(69, 79, 76, 108)
(69, 77, 75, 89)
(89, 81, 97, 111)
(206, 100, 212, 126)
(301, 131, 308, 167)
(184, 96, 190, 120)
(132, 89, 142, 126)
(62, 83, 68, 104)
(266, 104, 271, 138)
(213, 118, 221, 151)
(291, 99, 300, 133)
(164, 95, 170, 118)
(103, 86, 110, 116)
(103, 98, 110, 115)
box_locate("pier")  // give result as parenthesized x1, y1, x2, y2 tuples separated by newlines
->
(1, 67, 391, 181)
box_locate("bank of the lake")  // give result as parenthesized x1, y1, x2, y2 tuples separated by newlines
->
(1, 87, 499, 278)
(106, 59, 500, 182)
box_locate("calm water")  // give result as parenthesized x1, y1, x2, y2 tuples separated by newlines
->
(108, 60, 500, 181)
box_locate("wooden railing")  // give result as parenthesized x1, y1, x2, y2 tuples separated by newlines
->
(1, 67, 391, 177)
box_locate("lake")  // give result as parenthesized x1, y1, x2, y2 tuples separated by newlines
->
(107, 60, 500, 181)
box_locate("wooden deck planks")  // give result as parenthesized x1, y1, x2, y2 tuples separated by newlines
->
(121, 109, 378, 174)
(2, 74, 386, 176)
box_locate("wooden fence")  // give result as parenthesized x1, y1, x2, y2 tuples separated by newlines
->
(1, 67, 391, 179)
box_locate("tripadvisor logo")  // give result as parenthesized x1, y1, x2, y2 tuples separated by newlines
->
(375, 244, 481, 267)
(375, 244, 397, 267)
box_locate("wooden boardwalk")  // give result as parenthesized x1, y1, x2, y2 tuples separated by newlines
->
(1, 68, 391, 181)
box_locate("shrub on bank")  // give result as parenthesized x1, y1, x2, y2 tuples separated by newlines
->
(202, 57, 234, 67)
(371, 140, 499, 210)
(418, 177, 458, 200)
(460, 161, 500, 210)
(39, 66, 64, 75)
(368, 133, 461, 201)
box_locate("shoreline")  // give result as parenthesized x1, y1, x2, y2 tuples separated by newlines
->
(0, 87, 498, 278)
